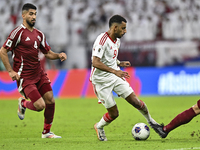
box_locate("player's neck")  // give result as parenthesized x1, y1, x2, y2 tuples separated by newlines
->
(22, 22, 34, 32)
(107, 30, 116, 41)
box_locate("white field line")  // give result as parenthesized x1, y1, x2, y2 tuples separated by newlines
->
(165, 147, 200, 150)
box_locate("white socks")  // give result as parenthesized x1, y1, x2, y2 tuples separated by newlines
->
(96, 117, 110, 129)
(137, 101, 152, 122)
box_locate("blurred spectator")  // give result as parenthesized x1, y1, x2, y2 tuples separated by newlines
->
(1, 0, 200, 69)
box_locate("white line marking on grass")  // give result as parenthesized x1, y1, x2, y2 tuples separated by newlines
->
(165, 147, 200, 150)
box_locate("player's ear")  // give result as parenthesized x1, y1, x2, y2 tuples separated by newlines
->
(22, 10, 27, 19)
(22, 13, 25, 19)
(113, 24, 119, 32)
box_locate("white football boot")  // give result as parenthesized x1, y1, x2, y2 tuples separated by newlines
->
(42, 132, 62, 138)
(17, 97, 26, 120)
(94, 123, 107, 141)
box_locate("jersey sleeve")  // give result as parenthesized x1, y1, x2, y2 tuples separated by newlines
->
(92, 36, 105, 59)
(3, 27, 21, 51)
(39, 32, 51, 54)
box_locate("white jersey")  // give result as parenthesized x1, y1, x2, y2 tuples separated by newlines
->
(90, 32, 121, 84)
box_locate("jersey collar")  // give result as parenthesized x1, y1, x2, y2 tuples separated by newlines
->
(21, 24, 35, 30)
(106, 32, 117, 44)
(21, 24, 26, 29)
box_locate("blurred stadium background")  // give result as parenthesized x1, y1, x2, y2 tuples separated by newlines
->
(1, 0, 200, 99)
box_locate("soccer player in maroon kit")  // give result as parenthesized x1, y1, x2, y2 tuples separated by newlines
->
(153, 100, 200, 138)
(0, 3, 67, 138)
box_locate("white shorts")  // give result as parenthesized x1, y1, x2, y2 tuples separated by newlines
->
(93, 77, 134, 109)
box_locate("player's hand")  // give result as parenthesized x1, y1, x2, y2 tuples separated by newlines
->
(114, 70, 130, 80)
(9, 71, 20, 81)
(59, 52, 67, 62)
(119, 61, 131, 67)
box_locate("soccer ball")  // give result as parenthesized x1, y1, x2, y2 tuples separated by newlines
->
(132, 123, 150, 140)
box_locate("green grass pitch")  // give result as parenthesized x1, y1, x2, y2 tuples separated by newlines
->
(0, 96, 200, 150)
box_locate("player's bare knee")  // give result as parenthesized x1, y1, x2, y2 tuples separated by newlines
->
(43, 92, 55, 104)
(197, 99, 200, 109)
(37, 105, 45, 111)
(192, 101, 200, 115)
(34, 101, 45, 111)
(46, 97, 55, 104)
(35, 104, 45, 111)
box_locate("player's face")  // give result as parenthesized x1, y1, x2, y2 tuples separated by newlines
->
(23, 9, 37, 27)
(116, 21, 127, 38)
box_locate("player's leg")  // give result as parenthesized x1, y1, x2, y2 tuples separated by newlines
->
(39, 83, 61, 138)
(94, 104, 118, 141)
(125, 92, 154, 123)
(22, 84, 46, 110)
(96, 104, 118, 129)
(41, 88, 54, 134)
(18, 84, 45, 120)
(125, 92, 168, 137)
(193, 100, 200, 114)
(125, 92, 161, 131)
(94, 83, 118, 127)
(162, 100, 200, 136)
(152, 99, 200, 138)
(114, 78, 163, 136)
(93, 84, 117, 141)
(113, 78, 154, 123)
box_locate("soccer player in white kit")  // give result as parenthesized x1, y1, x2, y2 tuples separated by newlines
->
(90, 15, 162, 141)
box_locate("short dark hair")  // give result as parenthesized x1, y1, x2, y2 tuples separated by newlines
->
(109, 15, 127, 28)
(22, 3, 37, 11)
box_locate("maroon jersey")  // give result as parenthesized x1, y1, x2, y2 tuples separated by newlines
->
(3, 24, 51, 79)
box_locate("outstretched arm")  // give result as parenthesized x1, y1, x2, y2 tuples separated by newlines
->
(92, 56, 130, 79)
(44, 50, 67, 62)
(0, 47, 20, 81)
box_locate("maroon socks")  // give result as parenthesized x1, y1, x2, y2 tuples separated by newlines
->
(163, 107, 196, 133)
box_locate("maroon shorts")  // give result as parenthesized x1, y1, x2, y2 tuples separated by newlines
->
(24, 83, 52, 102)
(17, 71, 52, 102)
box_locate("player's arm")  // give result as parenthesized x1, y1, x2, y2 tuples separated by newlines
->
(44, 50, 67, 62)
(0, 47, 20, 81)
(117, 59, 131, 67)
(92, 56, 130, 79)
